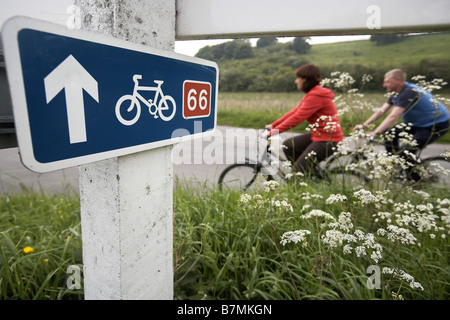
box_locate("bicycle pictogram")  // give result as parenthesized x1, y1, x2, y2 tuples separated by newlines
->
(115, 74, 176, 125)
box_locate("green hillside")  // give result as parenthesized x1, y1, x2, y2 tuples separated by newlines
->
(196, 33, 450, 92)
(307, 33, 450, 67)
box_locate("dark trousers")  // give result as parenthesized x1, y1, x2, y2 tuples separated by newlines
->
(384, 120, 449, 180)
(283, 133, 337, 174)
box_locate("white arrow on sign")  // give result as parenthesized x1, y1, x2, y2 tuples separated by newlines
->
(44, 55, 99, 144)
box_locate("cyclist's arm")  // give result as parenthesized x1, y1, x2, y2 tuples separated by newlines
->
(370, 106, 404, 137)
(353, 102, 392, 131)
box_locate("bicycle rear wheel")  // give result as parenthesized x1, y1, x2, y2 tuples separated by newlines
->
(218, 162, 271, 192)
(115, 95, 141, 126)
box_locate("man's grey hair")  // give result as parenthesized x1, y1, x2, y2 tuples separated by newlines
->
(385, 69, 406, 82)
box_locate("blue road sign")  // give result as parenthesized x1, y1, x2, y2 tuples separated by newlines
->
(1, 17, 218, 172)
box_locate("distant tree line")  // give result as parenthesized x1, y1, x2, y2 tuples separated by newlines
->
(196, 37, 311, 61)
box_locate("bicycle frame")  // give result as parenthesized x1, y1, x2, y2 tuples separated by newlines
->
(131, 75, 164, 112)
(254, 132, 288, 178)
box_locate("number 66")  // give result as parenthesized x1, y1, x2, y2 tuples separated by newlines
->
(187, 88, 208, 111)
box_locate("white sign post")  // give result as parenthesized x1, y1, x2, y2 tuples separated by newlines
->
(75, 0, 176, 300)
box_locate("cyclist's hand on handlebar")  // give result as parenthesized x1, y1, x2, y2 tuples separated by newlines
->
(261, 128, 270, 139)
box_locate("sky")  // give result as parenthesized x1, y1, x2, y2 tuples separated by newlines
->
(0, 0, 370, 57)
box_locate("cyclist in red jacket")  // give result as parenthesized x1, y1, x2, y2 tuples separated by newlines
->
(264, 64, 344, 175)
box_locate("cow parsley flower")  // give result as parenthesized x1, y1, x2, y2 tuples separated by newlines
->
(325, 194, 348, 204)
(263, 180, 279, 192)
(280, 230, 311, 246)
(302, 209, 336, 221)
(383, 267, 424, 291)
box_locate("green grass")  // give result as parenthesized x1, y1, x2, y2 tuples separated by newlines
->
(1, 174, 449, 300)
(173, 178, 450, 300)
(0, 191, 82, 300)
(306, 33, 450, 68)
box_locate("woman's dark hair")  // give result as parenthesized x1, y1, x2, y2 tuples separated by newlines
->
(295, 64, 321, 93)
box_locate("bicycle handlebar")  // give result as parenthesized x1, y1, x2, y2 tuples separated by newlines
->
(133, 74, 143, 83)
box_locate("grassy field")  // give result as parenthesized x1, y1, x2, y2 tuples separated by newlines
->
(217, 91, 450, 143)
(305, 33, 450, 68)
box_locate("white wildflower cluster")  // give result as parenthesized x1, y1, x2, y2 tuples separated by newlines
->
(366, 152, 411, 180)
(421, 160, 450, 179)
(284, 171, 305, 180)
(239, 193, 267, 210)
(333, 130, 369, 157)
(321, 72, 376, 118)
(309, 115, 341, 135)
(271, 199, 294, 212)
(373, 211, 393, 224)
(361, 74, 373, 84)
(280, 230, 311, 246)
(300, 192, 323, 201)
(353, 189, 388, 207)
(326, 71, 356, 90)
(335, 212, 354, 233)
(391, 292, 404, 300)
(321, 222, 383, 263)
(392, 200, 445, 235)
(383, 267, 424, 291)
(437, 198, 450, 231)
(240, 192, 294, 214)
(371, 196, 449, 243)
(384, 123, 418, 148)
(411, 75, 447, 93)
(321, 229, 344, 248)
(301, 209, 336, 221)
(304, 150, 317, 161)
(263, 180, 279, 192)
(440, 150, 450, 160)
(325, 194, 348, 205)
(299, 207, 384, 263)
(333, 131, 412, 184)
(380, 225, 417, 245)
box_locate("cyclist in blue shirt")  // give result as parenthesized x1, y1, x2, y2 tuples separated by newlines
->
(353, 68, 449, 180)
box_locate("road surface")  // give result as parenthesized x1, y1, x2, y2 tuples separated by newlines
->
(0, 126, 448, 194)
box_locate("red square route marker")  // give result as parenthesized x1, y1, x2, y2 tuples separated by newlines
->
(183, 80, 211, 119)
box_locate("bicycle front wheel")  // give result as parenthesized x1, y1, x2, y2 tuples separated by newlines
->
(218, 163, 270, 192)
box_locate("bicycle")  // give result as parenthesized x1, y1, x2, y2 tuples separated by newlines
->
(115, 74, 176, 125)
(217, 130, 450, 191)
